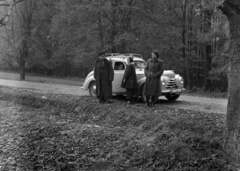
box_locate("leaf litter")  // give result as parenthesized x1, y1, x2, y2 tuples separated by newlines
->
(0, 87, 237, 171)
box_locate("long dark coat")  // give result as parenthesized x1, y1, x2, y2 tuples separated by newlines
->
(121, 63, 137, 89)
(121, 63, 138, 90)
(94, 58, 114, 100)
(144, 58, 164, 97)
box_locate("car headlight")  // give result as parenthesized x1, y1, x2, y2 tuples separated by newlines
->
(179, 77, 184, 84)
(161, 78, 166, 85)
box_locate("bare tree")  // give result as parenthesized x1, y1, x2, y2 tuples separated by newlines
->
(4, 0, 36, 80)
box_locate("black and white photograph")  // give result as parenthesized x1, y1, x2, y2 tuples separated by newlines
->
(0, 0, 239, 170)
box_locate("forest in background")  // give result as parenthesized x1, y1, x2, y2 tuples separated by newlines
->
(0, 0, 229, 91)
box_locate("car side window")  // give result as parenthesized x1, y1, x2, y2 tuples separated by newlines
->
(134, 61, 146, 69)
(114, 62, 125, 70)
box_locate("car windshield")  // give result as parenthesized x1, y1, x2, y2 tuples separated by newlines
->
(134, 61, 146, 69)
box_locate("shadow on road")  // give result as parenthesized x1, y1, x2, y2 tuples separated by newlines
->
(112, 95, 185, 106)
(157, 99, 184, 105)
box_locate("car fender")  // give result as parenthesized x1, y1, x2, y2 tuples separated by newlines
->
(137, 77, 146, 93)
(175, 74, 184, 88)
(82, 76, 95, 91)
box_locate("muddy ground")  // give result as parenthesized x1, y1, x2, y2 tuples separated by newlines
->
(0, 86, 236, 171)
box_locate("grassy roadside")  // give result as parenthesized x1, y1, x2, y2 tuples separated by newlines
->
(0, 87, 236, 171)
(0, 70, 84, 86)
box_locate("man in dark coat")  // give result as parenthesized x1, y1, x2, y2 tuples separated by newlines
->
(144, 51, 164, 107)
(121, 57, 138, 104)
(94, 52, 114, 103)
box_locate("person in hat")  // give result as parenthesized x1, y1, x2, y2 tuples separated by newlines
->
(94, 51, 114, 103)
(121, 57, 138, 104)
(144, 50, 164, 107)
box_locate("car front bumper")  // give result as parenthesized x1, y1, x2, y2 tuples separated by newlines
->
(162, 88, 184, 94)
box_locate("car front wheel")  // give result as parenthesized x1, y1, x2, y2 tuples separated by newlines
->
(89, 81, 97, 97)
(165, 94, 180, 101)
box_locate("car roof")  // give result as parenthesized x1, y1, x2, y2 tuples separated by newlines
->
(105, 53, 145, 62)
(106, 57, 145, 62)
(105, 53, 143, 58)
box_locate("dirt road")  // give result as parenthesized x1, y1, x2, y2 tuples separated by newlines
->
(159, 95, 227, 114)
(0, 79, 89, 96)
(0, 79, 227, 114)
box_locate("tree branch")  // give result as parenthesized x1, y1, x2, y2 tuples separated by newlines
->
(218, 0, 240, 17)
(0, 0, 25, 26)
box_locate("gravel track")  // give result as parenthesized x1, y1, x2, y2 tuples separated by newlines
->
(0, 79, 227, 114)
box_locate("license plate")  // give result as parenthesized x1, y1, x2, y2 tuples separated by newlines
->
(172, 89, 180, 93)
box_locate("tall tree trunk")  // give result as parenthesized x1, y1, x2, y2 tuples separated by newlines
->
(182, 0, 192, 89)
(98, 16, 104, 49)
(205, 45, 212, 91)
(19, 58, 25, 80)
(219, 0, 240, 166)
(19, 40, 27, 80)
(110, 0, 118, 53)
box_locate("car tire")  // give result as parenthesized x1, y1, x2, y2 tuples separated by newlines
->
(165, 94, 180, 101)
(89, 81, 97, 97)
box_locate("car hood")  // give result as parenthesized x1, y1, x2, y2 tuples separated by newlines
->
(162, 70, 175, 78)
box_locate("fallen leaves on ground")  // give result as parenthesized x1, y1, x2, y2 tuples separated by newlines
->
(0, 87, 236, 171)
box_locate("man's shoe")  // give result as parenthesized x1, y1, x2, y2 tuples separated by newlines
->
(99, 99, 105, 104)
(146, 100, 150, 107)
(106, 100, 113, 103)
(148, 99, 152, 107)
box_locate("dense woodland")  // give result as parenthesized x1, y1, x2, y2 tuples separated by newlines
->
(0, 0, 229, 90)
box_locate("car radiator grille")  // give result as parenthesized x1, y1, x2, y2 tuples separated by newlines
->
(166, 78, 178, 89)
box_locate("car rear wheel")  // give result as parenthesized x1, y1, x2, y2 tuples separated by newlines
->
(165, 94, 180, 101)
(89, 81, 97, 97)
